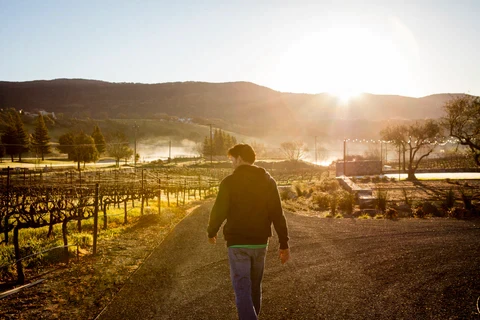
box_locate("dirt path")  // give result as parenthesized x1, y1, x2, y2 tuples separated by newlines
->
(96, 202, 480, 320)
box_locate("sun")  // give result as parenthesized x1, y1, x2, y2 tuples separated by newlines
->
(329, 89, 362, 104)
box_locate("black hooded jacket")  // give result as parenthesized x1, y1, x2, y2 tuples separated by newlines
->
(207, 165, 289, 249)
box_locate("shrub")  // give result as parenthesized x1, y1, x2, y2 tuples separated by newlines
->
(460, 188, 473, 210)
(381, 176, 389, 183)
(279, 188, 292, 201)
(422, 202, 441, 217)
(361, 176, 371, 183)
(448, 207, 467, 219)
(384, 208, 398, 220)
(338, 191, 355, 214)
(442, 188, 456, 211)
(413, 206, 426, 218)
(372, 176, 381, 183)
(359, 213, 370, 219)
(375, 190, 388, 213)
(313, 192, 330, 210)
(293, 183, 304, 197)
(329, 194, 338, 215)
(319, 178, 339, 192)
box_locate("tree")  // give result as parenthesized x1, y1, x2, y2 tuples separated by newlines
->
(106, 131, 133, 167)
(381, 124, 408, 170)
(0, 111, 29, 161)
(74, 132, 99, 169)
(280, 141, 309, 162)
(250, 141, 266, 158)
(57, 132, 75, 160)
(442, 95, 480, 166)
(12, 112, 29, 161)
(213, 129, 225, 156)
(31, 114, 51, 160)
(201, 129, 237, 157)
(91, 124, 106, 155)
(57, 131, 98, 170)
(1, 124, 18, 161)
(381, 120, 442, 180)
(0, 143, 5, 161)
(202, 136, 212, 158)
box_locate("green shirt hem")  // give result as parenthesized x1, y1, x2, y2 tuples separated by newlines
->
(229, 244, 268, 249)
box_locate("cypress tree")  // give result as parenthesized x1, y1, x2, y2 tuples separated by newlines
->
(13, 112, 29, 161)
(202, 136, 211, 158)
(202, 129, 236, 158)
(0, 143, 5, 160)
(92, 124, 106, 155)
(32, 114, 51, 161)
(1, 123, 18, 161)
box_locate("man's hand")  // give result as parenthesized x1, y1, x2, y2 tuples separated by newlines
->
(279, 248, 290, 264)
(208, 235, 217, 245)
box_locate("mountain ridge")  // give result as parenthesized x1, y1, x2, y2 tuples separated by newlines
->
(0, 78, 471, 137)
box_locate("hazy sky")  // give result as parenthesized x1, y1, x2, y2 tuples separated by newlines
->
(1, 0, 479, 97)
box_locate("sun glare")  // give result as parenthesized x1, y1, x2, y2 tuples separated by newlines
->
(329, 89, 362, 104)
(274, 18, 421, 97)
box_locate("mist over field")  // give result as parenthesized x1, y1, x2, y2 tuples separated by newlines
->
(137, 138, 199, 161)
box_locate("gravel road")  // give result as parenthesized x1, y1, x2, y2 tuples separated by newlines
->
(96, 202, 480, 320)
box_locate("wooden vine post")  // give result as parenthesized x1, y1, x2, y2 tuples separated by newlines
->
(198, 175, 201, 200)
(158, 178, 161, 214)
(183, 179, 186, 205)
(103, 201, 108, 230)
(141, 169, 145, 215)
(124, 200, 128, 224)
(93, 183, 99, 255)
(13, 226, 25, 285)
(62, 219, 69, 265)
(4, 167, 10, 244)
(176, 184, 179, 206)
(166, 175, 170, 207)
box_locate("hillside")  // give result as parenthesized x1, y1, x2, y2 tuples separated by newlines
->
(0, 79, 467, 139)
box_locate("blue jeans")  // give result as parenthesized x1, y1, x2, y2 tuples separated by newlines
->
(228, 247, 267, 320)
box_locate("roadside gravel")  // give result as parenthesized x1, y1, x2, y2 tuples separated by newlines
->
(97, 202, 480, 320)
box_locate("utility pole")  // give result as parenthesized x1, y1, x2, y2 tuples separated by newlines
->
(314, 136, 317, 164)
(380, 141, 383, 169)
(398, 144, 401, 181)
(209, 124, 213, 166)
(133, 122, 139, 168)
(343, 139, 346, 177)
(168, 140, 171, 162)
(385, 142, 388, 164)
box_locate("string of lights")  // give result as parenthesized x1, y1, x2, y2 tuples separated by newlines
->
(342, 138, 463, 145)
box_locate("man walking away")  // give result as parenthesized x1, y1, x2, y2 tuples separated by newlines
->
(207, 143, 290, 320)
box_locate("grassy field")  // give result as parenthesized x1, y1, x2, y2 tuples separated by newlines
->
(0, 196, 204, 319)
